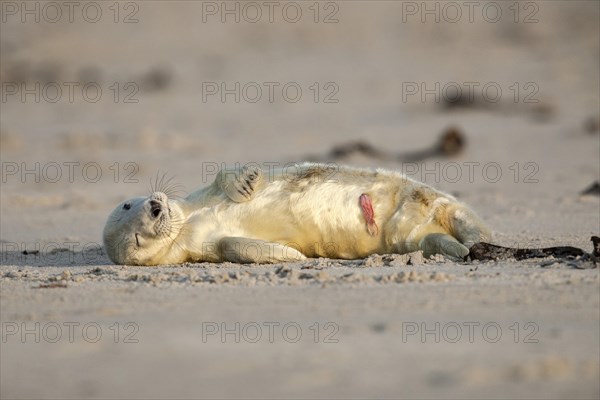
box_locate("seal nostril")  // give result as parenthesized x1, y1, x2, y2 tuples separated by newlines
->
(150, 200, 162, 218)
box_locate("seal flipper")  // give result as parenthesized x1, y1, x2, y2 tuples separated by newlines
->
(420, 233, 470, 260)
(219, 237, 306, 263)
(217, 165, 264, 203)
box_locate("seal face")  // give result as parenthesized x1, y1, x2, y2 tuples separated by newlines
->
(102, 163, 491, 265)
(103, 192, 184, 265)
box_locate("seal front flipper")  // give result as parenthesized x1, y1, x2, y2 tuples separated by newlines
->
(218, 237, 306, 263)
(216, 165, 264, 203)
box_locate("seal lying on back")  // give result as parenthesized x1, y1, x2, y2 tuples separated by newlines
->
(103, 163, 490, 265)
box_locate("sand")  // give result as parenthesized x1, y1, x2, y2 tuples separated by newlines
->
(1, 1, 599, 398)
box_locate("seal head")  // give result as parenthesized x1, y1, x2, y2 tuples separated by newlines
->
(103, 192, 183, 265)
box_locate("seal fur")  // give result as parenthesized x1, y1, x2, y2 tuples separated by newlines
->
(103, 163, 490, 265)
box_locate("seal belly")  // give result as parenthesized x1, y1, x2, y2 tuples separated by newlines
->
(236, 180, 397, 258)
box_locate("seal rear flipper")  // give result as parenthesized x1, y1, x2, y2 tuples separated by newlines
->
(218, 237, 306, 264)
(419, 233, 470, 260)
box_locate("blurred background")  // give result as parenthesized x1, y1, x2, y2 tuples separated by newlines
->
(1, 0, 598, 246)
(1, 1, 599, 399)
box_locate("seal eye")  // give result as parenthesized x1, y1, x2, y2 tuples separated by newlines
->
(123, 203, 131, 210)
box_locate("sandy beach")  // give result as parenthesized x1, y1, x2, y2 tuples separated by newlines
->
(1, 1, 599, 398)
